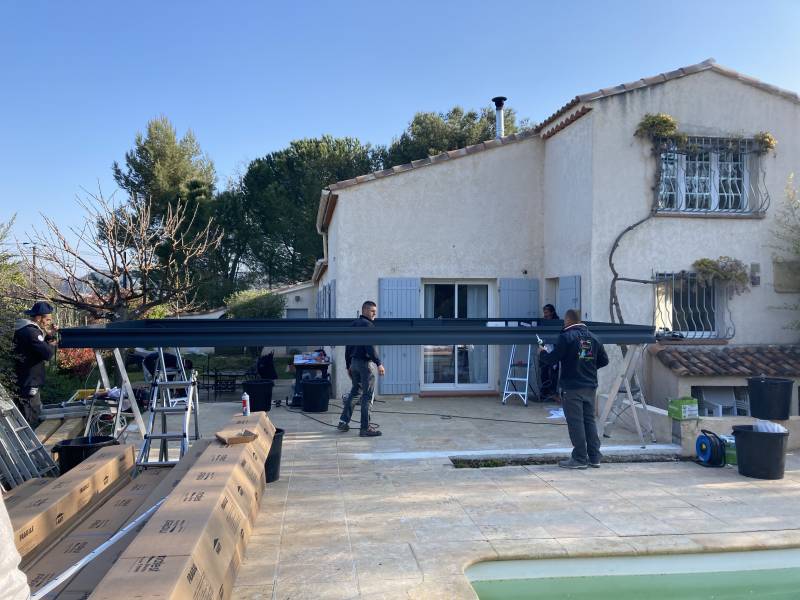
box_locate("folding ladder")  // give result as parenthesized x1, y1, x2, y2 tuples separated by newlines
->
(136, 347, 199, 468)
(598, 344, 656, 447)
(88, 349, 147, 440)
(0, 393, 58, 491)
(501, 344, 538, 406)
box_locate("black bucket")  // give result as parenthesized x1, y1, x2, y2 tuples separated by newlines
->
(733, 425, 789, 480)
(302, 379, 330, 413)
(265, 428, 285, 483)
(52, 435, 120, 474)
(747, 377, 793, 420)
(242, 380, 274, 412)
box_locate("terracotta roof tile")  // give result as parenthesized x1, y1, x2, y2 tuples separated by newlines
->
(541, 106, 593, 140)
(446, 148, 468, 158)
(322, 59, 799, 197)
(654, 345, 800, 378)
(573, 58, 800, 105)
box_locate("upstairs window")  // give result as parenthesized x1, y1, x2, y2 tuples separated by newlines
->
(657, 138, 762, 213)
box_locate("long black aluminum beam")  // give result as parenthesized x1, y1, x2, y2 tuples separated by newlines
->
(59, 318, 655, 349)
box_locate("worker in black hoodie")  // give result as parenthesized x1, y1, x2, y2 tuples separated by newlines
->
(539, 309, 609, 469)
(13, 301, 57, 426)
(337, 300, 385, 437)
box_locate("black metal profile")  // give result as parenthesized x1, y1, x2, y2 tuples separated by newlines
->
(59, 318, 655, 349)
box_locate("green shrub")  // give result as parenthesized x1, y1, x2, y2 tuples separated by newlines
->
(41, 363, 86, 403)
(224, 289, 285, 319)
(692, 256, 750, 295)
(635, 113, 678, 139)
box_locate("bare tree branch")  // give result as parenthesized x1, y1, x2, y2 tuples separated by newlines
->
(15, 188, 221, 321)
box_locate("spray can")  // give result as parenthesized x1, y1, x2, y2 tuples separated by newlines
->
(241, 392, 250, 416)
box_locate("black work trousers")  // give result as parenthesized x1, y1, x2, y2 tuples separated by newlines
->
(339, 358, 375, 431)
(562, 387, 601, 464)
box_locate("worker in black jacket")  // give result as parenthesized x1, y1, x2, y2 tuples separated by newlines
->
(13, 301, 58, 426)
(337, 301, 385, 437)
(539, 309, 609, 469)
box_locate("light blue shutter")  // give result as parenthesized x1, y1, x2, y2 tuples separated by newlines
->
(498, 278, 540, 387)
(556, 275, 581, 317)
(330, 280, 336, 318)
(378, 278, 421, 394)
(499, 278, 539, 319)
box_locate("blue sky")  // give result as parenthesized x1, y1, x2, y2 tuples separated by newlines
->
(2, 0, 800, 250)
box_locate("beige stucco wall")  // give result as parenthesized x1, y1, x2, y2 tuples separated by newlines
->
(321, 69, 800, 401)
(542, 111, 594, 319)
(322, 138, 545, 397)
(278, 284, 315, 318)
(588, 69, 800, 344)
(646, 355, 682, 410)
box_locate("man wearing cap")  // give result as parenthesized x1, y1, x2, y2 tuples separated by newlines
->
(13, 301, 58, 425)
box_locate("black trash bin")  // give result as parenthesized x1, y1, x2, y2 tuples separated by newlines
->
(51, 435, 120, 474)
(747, 376, 793, 420)
(733, 425, 789, 480)
(242, 380, 274, 412)
(266, 428, 285, 483)
(302, 379, 330, 413)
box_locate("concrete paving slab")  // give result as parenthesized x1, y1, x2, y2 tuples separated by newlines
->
(190, 392, 800, 599)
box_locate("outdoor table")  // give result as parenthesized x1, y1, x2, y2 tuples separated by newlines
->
(209, 369, 246, 401)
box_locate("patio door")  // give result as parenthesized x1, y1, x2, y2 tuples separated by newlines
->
(421, 282, 491, 390)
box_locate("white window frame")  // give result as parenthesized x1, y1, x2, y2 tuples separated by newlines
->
(659, 143, 751, 212)
(419, 279, 496, 391)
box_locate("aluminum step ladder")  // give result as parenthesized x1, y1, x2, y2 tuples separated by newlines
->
(87, 349, 147, 441)
(502, 344, 538, 406)
(0, 393, 58, 491)
(136, 348, 199, 468)
(598, 344, 656, 447)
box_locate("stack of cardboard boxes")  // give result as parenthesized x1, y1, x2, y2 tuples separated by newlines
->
(49, 439, 214, 599)
(8, 445, 136, 565)
(87, 412, 274, 600)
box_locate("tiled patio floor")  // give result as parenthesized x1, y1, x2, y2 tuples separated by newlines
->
(199, 385, 800, 599)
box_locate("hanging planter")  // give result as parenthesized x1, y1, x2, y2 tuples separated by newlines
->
(754, 131, 777, 155)
(692, 256, 750, 295)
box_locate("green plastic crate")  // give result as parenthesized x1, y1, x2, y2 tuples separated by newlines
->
(668, 397, 699, 420)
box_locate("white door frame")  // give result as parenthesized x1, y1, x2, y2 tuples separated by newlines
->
(419, 279, 496, 392)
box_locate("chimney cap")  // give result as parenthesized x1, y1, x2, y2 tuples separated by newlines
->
(492, 96, 507, 109)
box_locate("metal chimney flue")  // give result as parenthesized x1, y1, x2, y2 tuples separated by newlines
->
(492, 96, 507, 139)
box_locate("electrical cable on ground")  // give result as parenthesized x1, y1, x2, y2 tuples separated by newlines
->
(278, 399, 566, 427)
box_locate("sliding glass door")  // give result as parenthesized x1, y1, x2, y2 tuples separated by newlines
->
(422, 282, 490, 389)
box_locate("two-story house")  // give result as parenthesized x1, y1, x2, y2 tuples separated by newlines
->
(313, 59, 800, 411)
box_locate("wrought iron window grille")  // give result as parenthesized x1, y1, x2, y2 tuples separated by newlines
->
(654, 271, 735, 340)
(654, 137, 769, 215)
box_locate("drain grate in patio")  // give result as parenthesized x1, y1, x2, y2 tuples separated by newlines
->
(450, 454, 685, 468)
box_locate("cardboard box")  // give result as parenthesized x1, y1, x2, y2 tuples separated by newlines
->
(2, 477, 53, 510)
(188, 443, 266, 522)
(92, 487, 248, 600)
(88, 418, 268, 600)
(88, 552, 238, 600)
(668, 397, 699, 420)
(9, 445, 135, 559)
(56, 440, 212, 597)
(25, 468, 169, 596)
(121, 485, 251, 567)
(229, 411, 276, 446)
